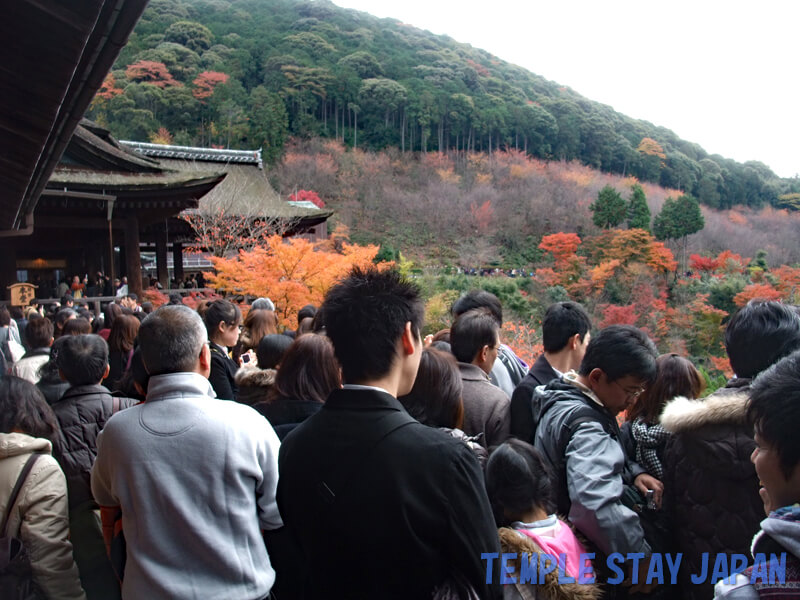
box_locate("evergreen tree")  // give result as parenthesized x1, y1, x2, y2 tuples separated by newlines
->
(590, 185, 626, 229)
(653, 194, 705, 272)
(627, 184, 651, 231)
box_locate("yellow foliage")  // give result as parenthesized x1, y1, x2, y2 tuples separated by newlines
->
(437, 168, 461, 184)
(475, 173, 493, 185)
(509, 163, 533, 179)
(424, 291, 460, 334)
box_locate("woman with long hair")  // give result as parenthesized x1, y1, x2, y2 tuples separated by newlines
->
(626, 353, 705, 479)
(253, 334, 340, 439)
(0, 376, 86, 599)
(105, 314, 140, 392)
(234, 308, 278, 363)
(399, 347, 485, 465)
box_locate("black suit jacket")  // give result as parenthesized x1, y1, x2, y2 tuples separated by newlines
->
(208, 342, 238, 400)
(277, 387, 501, 599)
(510, 354, 559, 443)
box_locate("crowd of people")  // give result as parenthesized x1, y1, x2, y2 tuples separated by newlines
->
(1, 267, 799, 600)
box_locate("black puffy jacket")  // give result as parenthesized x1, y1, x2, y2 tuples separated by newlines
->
(660, 381, 763, 600)
(50, 384, 137, 509)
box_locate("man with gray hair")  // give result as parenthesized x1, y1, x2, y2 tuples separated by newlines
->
(91, 305, 283, 599)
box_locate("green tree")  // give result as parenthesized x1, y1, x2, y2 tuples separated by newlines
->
(164, 21, 214, 53)
(248, 86, 288, 163)
(627, 184, 651, 231)
(590, 185, 626, 229)
(653, 194, 705, 271)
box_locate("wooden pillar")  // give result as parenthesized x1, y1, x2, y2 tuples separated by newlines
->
(0, 240, 17, 300)
(156, 223, 169, 289)
(124, 216, 143, 297)
(172, 241, 184, 285)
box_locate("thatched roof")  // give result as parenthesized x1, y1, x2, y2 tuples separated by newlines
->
(119, 141, 333, 223)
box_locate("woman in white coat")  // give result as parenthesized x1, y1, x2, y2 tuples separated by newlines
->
(0, 375, 86, 600)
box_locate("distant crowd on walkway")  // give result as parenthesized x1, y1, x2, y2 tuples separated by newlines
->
(1, 267, 799, 599)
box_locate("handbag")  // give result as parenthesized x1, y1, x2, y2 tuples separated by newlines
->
(0, 453, 42, 600)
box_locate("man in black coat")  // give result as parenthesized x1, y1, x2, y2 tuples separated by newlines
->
(510, 301, 592, 443)
(278, 268, 501, 599)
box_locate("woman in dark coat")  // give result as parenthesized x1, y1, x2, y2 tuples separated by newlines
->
(204, 300, 242, 400)
(253, 333, 339, 439)
(104, 314, 139, 391)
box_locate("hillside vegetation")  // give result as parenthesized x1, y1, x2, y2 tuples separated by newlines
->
(89, 0, 798, 212)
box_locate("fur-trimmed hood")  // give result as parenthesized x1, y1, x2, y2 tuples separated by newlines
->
(233, 367, 276, 406)
(498, 528, 601, 600)
(660, 387, 750, 434)
(234, 367, 277, 389)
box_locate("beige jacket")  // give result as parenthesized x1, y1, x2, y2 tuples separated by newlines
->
(0, 433, 86, 600)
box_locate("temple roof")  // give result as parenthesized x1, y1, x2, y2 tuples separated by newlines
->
(120, 141, 264, 168)
(0, 0, 149, 231)
(120, 141, 333, 224)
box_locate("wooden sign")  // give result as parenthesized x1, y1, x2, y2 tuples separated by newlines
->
(7, 283, 37, 306)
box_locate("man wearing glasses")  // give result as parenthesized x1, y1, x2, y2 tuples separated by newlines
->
(531, 324, 661, 594)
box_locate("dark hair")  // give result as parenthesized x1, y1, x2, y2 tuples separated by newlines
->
(62, 317, 92, 336)
(432, 329, 451, 344)
(0, 307, 12, 327)
(103, 302, 122, 330)
(450, 308, 499, 364)
(204, 300, 241, 337)
(322, 267, 424, 383)
(270, 334, 341, 404)
(0, 376, 59, 444)
(627, 354, 705, 424)
(76, 308, 93, 321)
(55, 334, 109, 386)
(399, 347, 463, 429)
(241, 309, 278, 351)
(53, 308, 77, 337)
(297, 304, 317, 324)
(451, 290, 502, 325)
(9, 306, 23, 320)
(748, 351, 800, 478)
(296, 317, 314, 336)
(116, 347, 149, 401)
(108, 314, 140, 353)
(141, 302, 154, 314)
(725, 301, 800, 378)
(256, 334, 293, 369)
(542, 301, 592, 353)
(485, 439, 555, 527)
(25, 316, 54, 349)
(578, 325, 657, 383)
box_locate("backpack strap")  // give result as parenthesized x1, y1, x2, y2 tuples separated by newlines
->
(1, 454, 40, 537)
(112, 396, 120, 415)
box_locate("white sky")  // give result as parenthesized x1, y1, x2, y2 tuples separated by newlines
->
(331, 0, 799, 178)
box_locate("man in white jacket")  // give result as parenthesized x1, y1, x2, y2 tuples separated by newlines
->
(91, 305, 283, 600)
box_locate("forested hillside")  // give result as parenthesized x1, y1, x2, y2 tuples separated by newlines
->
(88, 0, 798, 211)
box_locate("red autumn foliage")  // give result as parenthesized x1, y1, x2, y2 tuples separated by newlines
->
(733, 283, 783, 307)
(539, 232, 581, 266)
(125, 60, 181, 88)
(192, 71, 230, 101)
(598, 304, 638, 328)
(96, 73, 123, 100)
(689, 254, 719, 273)
(288, 189, 325, 208)
(470, 200, 494, 234)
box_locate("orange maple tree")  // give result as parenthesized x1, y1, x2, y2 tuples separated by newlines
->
(205, 235, 388, 328)
(733, 283, 783, 307)
(125, 60, 182, 88)
(192, 71, 229, 102)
